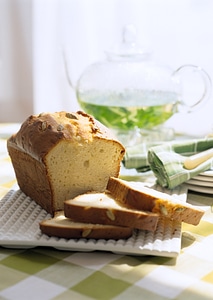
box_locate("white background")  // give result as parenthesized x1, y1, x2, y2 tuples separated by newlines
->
(0, 0, 213, 137)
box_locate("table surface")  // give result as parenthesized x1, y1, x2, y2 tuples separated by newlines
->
(1, 123, 213, 300)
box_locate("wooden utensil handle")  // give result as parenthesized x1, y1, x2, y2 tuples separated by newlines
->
(184, 148, 213, 170)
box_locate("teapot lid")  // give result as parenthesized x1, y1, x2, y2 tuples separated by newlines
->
(106, 24, 151, 60)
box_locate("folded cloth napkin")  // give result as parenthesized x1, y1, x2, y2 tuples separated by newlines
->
(122, 143, 151, 171)
(123, 138, 213, 189)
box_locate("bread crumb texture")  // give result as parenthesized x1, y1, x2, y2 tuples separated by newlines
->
(7, 111, 125, 213)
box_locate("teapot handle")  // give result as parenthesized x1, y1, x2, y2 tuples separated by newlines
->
(173, 64, 212, 112)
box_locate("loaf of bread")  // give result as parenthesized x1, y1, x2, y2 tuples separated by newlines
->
(64, 191, 159, 231)
(40, 211, 133, 239)
(107, 177, 204, 225)
(7, 111, 125, 215)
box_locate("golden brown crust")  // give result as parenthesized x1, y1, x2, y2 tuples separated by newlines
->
(7, 111, 124, 163)
(40, 211, 133, 240)
(107, 177, 204, 226)
(8, 147, 54, 213)
(107, 178, 156, 211)
(7, 111, 125, 215)
(64, 192, 159, 231)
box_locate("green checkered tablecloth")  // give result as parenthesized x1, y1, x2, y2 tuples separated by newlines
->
(1, 124, 213, 300)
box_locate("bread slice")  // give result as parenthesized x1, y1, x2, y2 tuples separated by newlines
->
(7, 111, 125, 214)
(40, 211, 133, 240)
(64, 192, 159, 231)
(107, 177, 204, 225)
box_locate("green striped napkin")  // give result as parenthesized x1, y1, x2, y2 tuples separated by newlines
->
(123, 138, 213, 189)
(123, 143, 151, 171)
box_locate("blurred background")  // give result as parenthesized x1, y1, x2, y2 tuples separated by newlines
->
(0, 0, 213, 137)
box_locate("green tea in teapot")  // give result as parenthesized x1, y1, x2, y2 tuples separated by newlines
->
(65, 24, 211, 145)
(78, 89, 180, 130)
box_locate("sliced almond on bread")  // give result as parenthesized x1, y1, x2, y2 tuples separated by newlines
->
(40, 211, 133, 240)
(64, 192, 159, 231)
(107, 177, 204, 226)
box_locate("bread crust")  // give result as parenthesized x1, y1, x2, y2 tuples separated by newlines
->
(7, 111, 123, 162)
(7, 111, 125, 215)
(64, 192, 159, 231)
(107, 177, 204, 225)
(40, 211, 133, 240)
(8, 147, 54, 212)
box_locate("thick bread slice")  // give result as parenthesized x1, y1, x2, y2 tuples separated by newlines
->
(64, 192, 159, 231)
(107, 177, 204, 226)
(40, 211, 133, 240)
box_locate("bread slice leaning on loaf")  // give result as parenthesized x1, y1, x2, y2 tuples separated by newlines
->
(40, 211, 133, 240)
(64, 192, 159, 231)
(7, 111, 125, 215)
(107, 177, 204, 226)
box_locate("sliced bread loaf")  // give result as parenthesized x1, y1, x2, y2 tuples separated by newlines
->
(64, 192, 159, 231)
(40, 211, 133, 239)
(7, 111, 125, 215)
(107, 177, 204, 225)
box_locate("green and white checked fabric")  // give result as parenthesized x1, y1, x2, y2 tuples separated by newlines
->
(1, 235, 213, 300)
(148, 138, 213, 189)
(123, 142, 151, 170)
(1, 124, 213, 300)
(124, 138, 213, 189)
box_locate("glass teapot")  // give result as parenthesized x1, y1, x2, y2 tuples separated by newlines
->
(65, 25, 212, 145)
